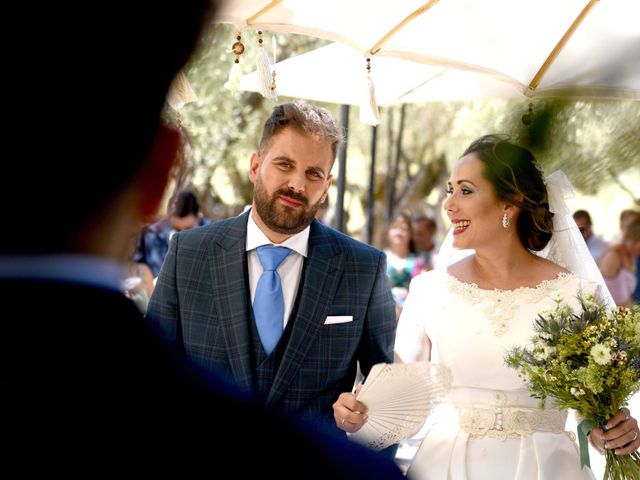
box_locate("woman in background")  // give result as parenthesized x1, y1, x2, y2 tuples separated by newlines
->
(384, 212, 426, 317)
(599, 218, 640, 307)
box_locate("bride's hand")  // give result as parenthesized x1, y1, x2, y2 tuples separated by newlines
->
(332, 385, 368, 434)
(590, 408, 640, 455)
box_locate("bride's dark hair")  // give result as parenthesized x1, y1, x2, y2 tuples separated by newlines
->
(462, 134, 553, 251)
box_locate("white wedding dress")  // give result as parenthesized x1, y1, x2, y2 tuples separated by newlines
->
(395, 269, 600, 480)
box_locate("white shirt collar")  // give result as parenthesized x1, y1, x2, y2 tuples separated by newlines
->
(246, 209, 309, 258)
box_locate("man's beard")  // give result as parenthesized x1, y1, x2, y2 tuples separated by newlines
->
(253, 178, 322, 235)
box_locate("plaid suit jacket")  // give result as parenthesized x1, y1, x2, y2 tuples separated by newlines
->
(147, 210, 396, 425)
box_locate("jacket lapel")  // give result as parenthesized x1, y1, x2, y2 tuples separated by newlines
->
(266, 220, 344, 407)
(208, 211, 254, 393)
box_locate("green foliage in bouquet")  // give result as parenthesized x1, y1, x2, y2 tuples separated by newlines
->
(505, 292, 640, 479)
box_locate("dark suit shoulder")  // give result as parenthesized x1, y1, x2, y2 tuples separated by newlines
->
(313, 220, 385, 263)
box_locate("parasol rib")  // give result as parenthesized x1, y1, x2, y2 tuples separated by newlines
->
(246, 0, 283, 26)
(369, 0, 441, 56)
(527, 0, 599, 95)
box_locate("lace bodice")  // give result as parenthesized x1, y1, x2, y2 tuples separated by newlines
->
(445, 271, 574, 336)
(395, 269, 599, 391)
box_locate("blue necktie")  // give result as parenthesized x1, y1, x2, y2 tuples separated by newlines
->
(253, 245, 292, 355)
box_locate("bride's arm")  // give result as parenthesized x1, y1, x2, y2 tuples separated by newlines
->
(395, 337, 430, 363)
(394, 275, 432, 363)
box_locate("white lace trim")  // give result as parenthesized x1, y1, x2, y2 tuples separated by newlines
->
(453, 389, 569, 440)
(445, 272, 574, 336)
(458, 404, 568, 440)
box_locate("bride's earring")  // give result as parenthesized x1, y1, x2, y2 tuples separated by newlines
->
(502, 213, 510, 229)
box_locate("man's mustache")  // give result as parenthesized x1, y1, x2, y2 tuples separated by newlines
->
(275, 188, 308, 206)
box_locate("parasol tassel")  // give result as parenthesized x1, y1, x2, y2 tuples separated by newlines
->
(257, 31, 278, 99)
(224, 61, 242, 94)
(360, 57, 380, 125)
(167, 70, 198, 111)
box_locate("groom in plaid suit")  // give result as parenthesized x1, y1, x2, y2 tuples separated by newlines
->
(147, 101, 396, 433)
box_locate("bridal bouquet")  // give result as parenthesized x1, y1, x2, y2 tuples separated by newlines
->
(505, 293, 640, 479)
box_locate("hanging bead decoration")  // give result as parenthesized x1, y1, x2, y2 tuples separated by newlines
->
(360, 56, 380, 125)
(225, 31, 245, 94)
(521, 102, 535, 145)
(521, 102, 534, 126)
(232, 32, 245, 59)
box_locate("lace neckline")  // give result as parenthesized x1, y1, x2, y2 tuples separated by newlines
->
(444, 270, 573, 293)
(443, 271, 575, 336)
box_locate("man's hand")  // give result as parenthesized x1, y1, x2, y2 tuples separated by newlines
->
(332, 385, 368, 433)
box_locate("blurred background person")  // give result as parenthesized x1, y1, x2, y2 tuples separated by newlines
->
(619, 209, 640, 304)
(411, 213, 438, 270)
(122, 260, 155, 314)
(134, 189, 209, 278)
(620, 209, 640, 238)
(599, 218, 640, 307)
(573, 209, 609, 263)
(121, 235, 156, 314)
(384, 212, 426, 317)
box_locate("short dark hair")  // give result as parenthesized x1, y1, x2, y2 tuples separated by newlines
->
(573, 209, 593, 225)
(462, 134, 553, 251)
(412, 214, 437, 231)
(171, 191, 200, 218)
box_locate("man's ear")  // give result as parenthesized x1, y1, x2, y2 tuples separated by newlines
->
(249, 151, 261, 184)
(322, 174, 333, 200)
(136, 124, 180, 223)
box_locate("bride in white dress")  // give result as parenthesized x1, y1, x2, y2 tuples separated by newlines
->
(334, 135, 640, 479)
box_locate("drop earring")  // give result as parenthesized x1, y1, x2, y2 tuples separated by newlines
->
(502, 213, 510, 229)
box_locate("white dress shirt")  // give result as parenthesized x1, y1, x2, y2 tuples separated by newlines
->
(246, 211, 309, 329)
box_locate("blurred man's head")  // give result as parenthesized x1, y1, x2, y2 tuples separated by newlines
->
(169, 190, 201, 232)
(573, 210, 593, 241)
(6, 1, 218, 255)
(412, 215, 437, 252)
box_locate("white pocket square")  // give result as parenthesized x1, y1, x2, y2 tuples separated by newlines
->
(324, 315, 353, 325)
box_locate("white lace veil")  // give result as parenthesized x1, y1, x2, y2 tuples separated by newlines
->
(435, 170, 615, 307)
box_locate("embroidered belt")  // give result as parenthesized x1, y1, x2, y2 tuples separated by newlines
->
(457, 404, 567, 439)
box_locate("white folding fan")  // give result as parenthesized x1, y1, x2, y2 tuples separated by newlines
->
(349, 362, 451, 450)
